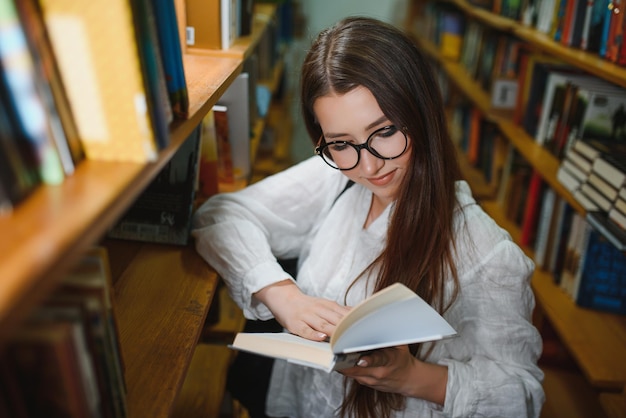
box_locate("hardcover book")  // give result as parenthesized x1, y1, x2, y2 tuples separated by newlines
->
(107, 126, 201, 245)
(230, 283, 457, 372)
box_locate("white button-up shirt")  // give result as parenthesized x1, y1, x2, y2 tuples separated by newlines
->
(192, 156, 545, 417)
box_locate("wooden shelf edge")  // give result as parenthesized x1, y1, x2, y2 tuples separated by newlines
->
(113, 243, 219, 418)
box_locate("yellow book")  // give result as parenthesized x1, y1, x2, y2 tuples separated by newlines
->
(39, 0, 158, 163)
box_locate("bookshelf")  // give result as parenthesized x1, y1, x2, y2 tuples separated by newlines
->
(0, 2, 285, 417)
(407, 0, 626, 415)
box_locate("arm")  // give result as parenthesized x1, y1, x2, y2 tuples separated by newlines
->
(191, 157, 349, 322)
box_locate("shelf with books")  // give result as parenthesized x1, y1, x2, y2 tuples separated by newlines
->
(186, 2, 278, 61)
(0, 52, 239, 345)
(413, 35, 586, 214)
(438, 0, 626, 88)
(1, 1, 286, 417)
(408, 0, 626, 408)
(481, 199, 626, 391)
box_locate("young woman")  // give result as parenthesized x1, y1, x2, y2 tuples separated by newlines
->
(192, 16, 544, 418)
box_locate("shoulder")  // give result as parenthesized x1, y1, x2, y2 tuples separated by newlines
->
(452, 181, 534, 281)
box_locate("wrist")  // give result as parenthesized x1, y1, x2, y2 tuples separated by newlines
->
(254, 279, 298, 307)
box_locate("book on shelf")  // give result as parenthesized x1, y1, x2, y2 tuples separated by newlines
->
(153, 0, 189, 119)
(0, 0, 65, 184)
(587, 171, 618, 201)
(609, 202, 626, 229)
(0, 84, 40, 212)
(213, 104, 236, 184)
(216, 72, 251, 181)
(108, 125, 202, 245)
(605, 0, 625, 61)
(3, 320, 97, 418)
(230, 283, 457, 372)
(221, 0, 238, 50)
(439, 6, 464, 61)
(520, 170, 545, 247)
(585, 0, 610, 52)
(559, 213, 592, 298)
(38, 0, 161, 163)
(533, 188, 558, 268)
(588, 140, 626, 189)
(578, 89, 626, 143)
(557, 163, 583, 193)
(579, 182, 613, 212)
(197, 109, 220, 199)
(587, 210, 626, 250)
(549, 201, 576, 281)
(460, 20, 485, 79)
(54, 247, 128, 418)
(0, 247, 127, 418)
(15, 0, 85, 176)
(574, 225, 626, 315)
(185, 0, 222, 50)
(131, 0, 173, 150)
(518, 58, 576, 136)
(598, 0, 615, 57)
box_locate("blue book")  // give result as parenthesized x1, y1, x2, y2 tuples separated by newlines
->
(153, 0, 189, 119)
(575, 226, 626, 315)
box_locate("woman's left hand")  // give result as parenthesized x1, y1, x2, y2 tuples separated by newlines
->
(340, 345, 448, 405)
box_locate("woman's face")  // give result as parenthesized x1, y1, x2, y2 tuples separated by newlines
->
(313, 86, 412, 206)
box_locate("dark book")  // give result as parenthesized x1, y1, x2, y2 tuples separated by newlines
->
(5, 320, 95, 418)
(15, 0, 85, 174)
(575, 226, 626, 315)
(131, 0, 173, 149)
(587, 0, 610, 52)
(587, 210, 626, 250)
(54, 247, 128, 418)
(0, 85, 39, 210)
(520, 170, 545, 247)
(0, 0, 65, 185)
(108, 126, 201, 245)
(153, 0, 189, 119)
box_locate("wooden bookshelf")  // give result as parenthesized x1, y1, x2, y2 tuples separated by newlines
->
(0, 3, 282, 418)
(407, 0, 626, 415)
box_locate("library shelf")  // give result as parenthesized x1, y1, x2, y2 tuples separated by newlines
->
(438, 0, 626, 89)
(1, 3, 281, 418)
(407, 1, 626, 413)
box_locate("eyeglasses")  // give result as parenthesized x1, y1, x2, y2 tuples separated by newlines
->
(315, 125, 408, 170)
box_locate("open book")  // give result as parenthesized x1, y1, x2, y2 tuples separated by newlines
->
(230, 283, 457, 372)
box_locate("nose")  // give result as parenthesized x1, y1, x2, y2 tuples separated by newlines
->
(358, 147, 383, 174)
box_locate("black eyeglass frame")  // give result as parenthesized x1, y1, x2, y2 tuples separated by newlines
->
(314, 125, 408, 171)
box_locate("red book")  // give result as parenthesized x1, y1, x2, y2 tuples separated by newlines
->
(520, 170, 545, 247)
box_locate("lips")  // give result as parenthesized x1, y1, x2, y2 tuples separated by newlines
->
(367, 170, 395, 187)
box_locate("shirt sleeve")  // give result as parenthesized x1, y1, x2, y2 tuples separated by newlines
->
(439, 204, 545, 418)
(191, 156, 347, 319)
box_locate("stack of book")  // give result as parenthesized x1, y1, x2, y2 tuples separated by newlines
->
(0, 248, 127, 417)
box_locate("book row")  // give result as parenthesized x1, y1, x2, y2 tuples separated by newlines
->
(497, 145, 626, 315)
(0, 0, 286, 218)
(466, 0, 626, 65)
(0, 248, 127, 418)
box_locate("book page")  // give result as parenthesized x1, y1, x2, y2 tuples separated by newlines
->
(331, 285, 456, 354)
(331, 283, 415, 346)
(231, 332, 336, 371)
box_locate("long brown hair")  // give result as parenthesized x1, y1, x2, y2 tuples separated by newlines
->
(301, 17, 462, 417)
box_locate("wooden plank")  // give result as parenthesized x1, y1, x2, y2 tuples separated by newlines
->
(540, 366, 607, 418)
(114, 244, 218, 418)
(171, 343, 234, 418)
(599, 391, 626, 418)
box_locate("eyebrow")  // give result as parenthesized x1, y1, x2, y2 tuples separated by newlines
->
(323, 115, 390, 140)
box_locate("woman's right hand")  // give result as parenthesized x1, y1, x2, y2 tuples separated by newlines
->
(253, 280, 351, 341)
